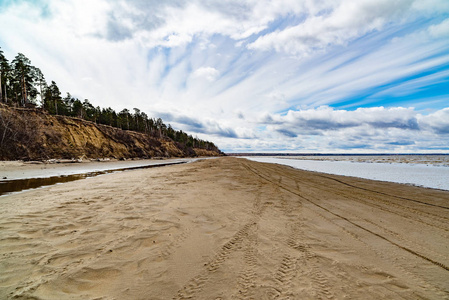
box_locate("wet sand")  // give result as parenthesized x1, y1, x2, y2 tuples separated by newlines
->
(0, 158, 193, 181)
(1, 157, 448, 299)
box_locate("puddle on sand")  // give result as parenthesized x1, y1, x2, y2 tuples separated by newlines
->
(0, 161, 186, 197)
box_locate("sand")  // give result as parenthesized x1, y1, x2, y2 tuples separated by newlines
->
(0, 158, 191, 181)
(1, 157, 448, 299)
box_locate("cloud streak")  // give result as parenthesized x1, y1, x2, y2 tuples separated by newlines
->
(158, 112, 241, 139)
(248, 0, 415, 55)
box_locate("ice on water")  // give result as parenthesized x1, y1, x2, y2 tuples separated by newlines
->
(245, 155, 449, 191)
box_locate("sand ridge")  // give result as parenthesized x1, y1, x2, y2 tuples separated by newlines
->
(1, 157, 448, 299)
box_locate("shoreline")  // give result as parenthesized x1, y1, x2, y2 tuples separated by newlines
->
(1, 157, 448, 299)
(0, 158, 199, 181)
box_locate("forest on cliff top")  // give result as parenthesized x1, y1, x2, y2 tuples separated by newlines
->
(0, 48, 220, 154)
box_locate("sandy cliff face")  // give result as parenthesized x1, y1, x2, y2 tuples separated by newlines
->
(0, 105, 220, 160)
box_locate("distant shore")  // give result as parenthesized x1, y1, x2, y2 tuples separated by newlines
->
(229, 153, 449, 165)
(1, 157, 448, 299)
(228, 152, 449, 156)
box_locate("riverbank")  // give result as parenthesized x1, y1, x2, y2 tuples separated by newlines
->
(0, 158, 196, 181)
(0, 104, 222, 161)
(1, 157, 448, 299)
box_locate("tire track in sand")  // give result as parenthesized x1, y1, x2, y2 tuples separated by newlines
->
(235, 230, 259, 300)
(175, 189, 266, 300)
(242, 162, 449, 273)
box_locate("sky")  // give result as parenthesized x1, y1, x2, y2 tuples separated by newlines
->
(0, 0, 448, 153)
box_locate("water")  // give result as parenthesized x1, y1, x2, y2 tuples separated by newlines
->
(1, 159, 195, 181)
(0, 160, 191, 196)
(245, 156, 449, 191)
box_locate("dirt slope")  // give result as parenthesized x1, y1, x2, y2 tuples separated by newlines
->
(0, 105, 220, 160)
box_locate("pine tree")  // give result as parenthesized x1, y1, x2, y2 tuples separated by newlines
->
(119, 108, 130, 130)
(0, 48, 11, 103)
(33, 67, 47, 106)
(71, 99, 84, 118)
(11, 53, 37, 106)
(43, 81, 62, 114)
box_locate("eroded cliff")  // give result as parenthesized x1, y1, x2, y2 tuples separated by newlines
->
(0, 105, 221, 160)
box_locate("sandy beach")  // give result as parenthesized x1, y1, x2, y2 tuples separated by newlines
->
(0, 158, 194, 181)
(1, 157, 448, 299)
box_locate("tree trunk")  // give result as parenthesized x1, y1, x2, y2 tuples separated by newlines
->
(4, 81, 7, 104)
(22, 75, 27, 107)
(39, 83, 44, 106)
(0, 72, 3, 103)
(22, 76, 28, 107)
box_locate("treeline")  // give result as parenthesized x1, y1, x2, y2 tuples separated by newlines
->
(0, 48, 219, 152)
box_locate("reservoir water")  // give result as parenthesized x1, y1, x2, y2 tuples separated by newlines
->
(0, 159, 195, 196)
(245, 156, 449, 191)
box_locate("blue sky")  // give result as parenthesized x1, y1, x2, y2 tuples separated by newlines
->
(1, 0, 448, 153)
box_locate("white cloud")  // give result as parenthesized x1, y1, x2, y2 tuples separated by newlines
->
(250, 106, 449, 153)
(264, 106, 420, 133)
(192, 67, 220, 82)
(428, 18, 449, 38)
(104, 0, 291, 47)
(411, 0, 449, 14)
(419, 108, 449, 134)
(247, 0, 446, 56)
